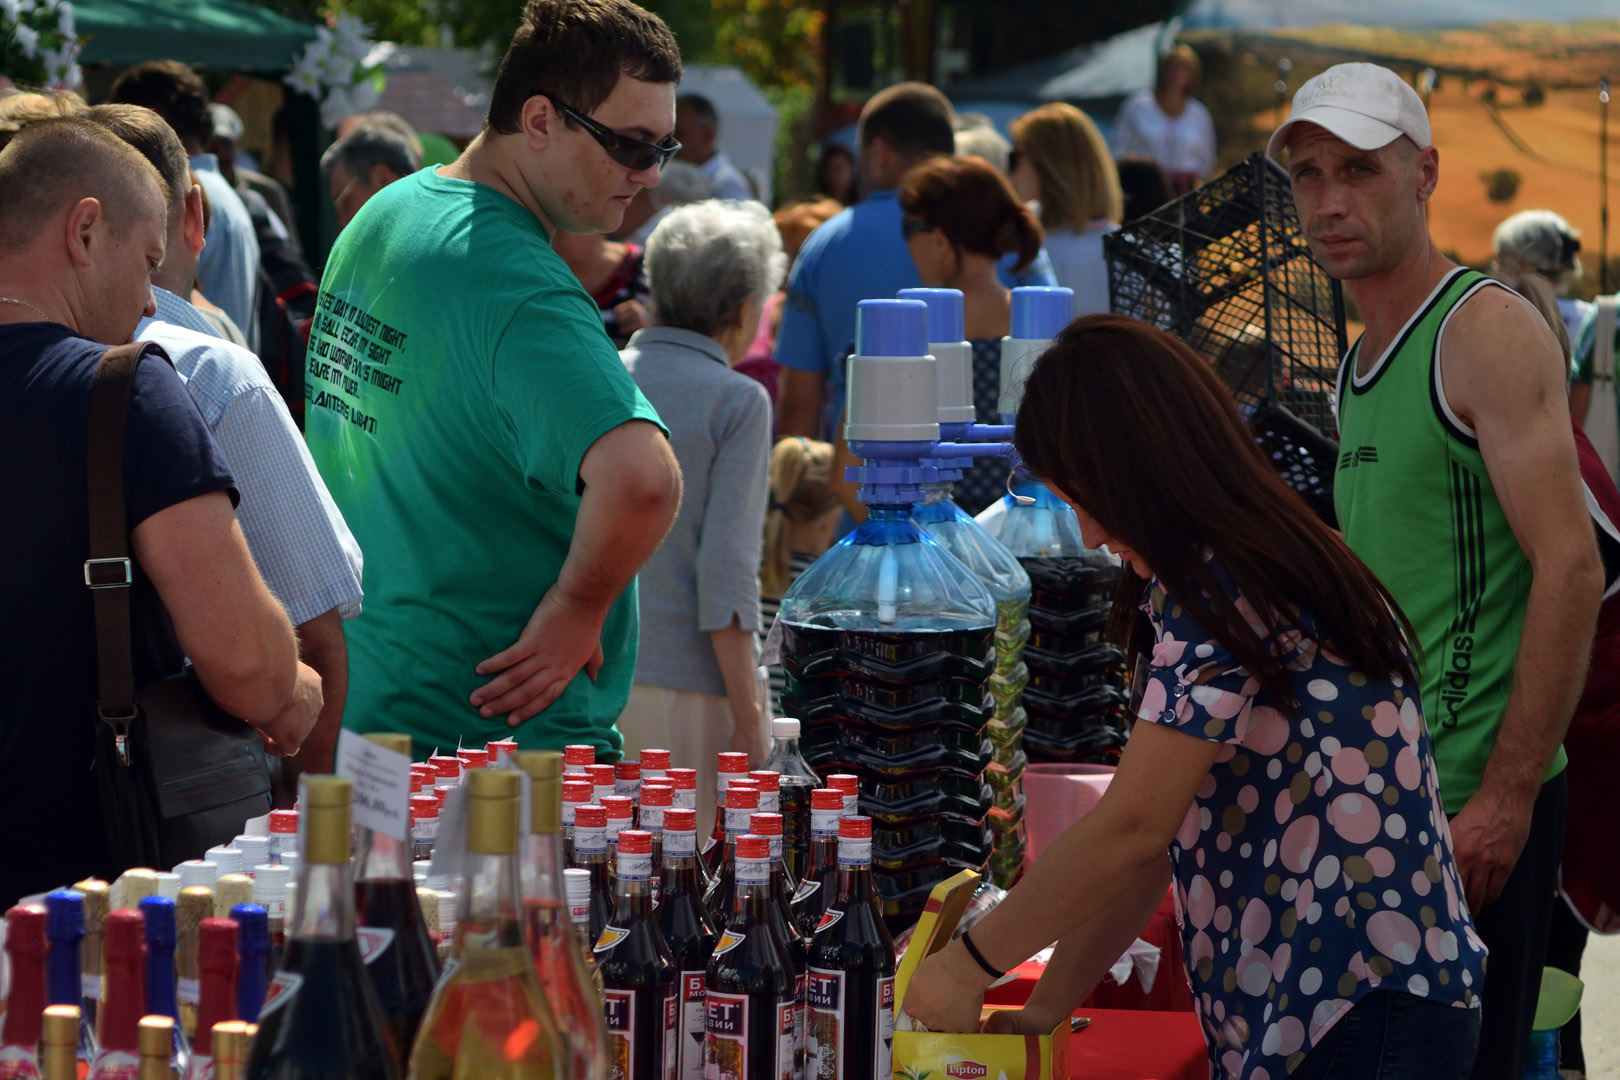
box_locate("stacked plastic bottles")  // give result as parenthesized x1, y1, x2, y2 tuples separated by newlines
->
(777, 299, 1001, 928)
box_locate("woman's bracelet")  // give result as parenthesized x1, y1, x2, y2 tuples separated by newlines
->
(960, 929, 1007, 980)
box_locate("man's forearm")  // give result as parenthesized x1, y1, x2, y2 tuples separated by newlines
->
(1482, 554, 1602, 795)
(288, 608, 346, 777)
(555, 455, 681, 617)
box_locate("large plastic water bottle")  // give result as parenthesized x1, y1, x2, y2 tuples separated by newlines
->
(900, 287, 1034, 887)
(978, 287, 1131, 764)
(777, 299, 999, 928)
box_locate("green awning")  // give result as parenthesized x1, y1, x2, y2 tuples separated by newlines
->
(76, 0, 318, 74)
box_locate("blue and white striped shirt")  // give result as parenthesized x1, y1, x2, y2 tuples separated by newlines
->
(190, 155, 261, 354)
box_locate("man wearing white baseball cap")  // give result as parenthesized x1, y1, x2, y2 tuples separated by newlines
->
(1272, 61, 1602, 1080)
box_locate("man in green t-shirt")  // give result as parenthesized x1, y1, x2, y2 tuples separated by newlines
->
(1270, 64, 1602, 1077)
(305, 0, 684, 761)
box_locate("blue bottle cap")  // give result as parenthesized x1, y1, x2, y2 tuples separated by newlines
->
(45, 889, 84, 942)
(897, 288, 965, 344)
(855, 298, 929, 358)
(231, 903, 269, 954)
(1010, 286, 1076, 341)
(139, 895, 176, 947)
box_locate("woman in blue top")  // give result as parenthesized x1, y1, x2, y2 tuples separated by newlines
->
(905, 316, 1485, 1079)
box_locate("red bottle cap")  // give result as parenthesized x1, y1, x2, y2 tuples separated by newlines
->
(104, 908, 145, 955)
(562, 780, 594, 804)
(269, 810, 298, 835)
(727, 778, 760, 792)
(409, 772, 425, 794)
(6, 904, 46, 959)
(665, 768, 698, 791)
(602, 795, 634, 821)
(586, 764, 616, 788)
(663, 808, 697, 832)
(736, 835, 771, 861)
(838, 816, 873, 839)
(641, 749, 671, 770)
(828, 774, 859, 796)
(812, 788, 845, 810)
(617, 829, 653, 855)
(198, 917, 239, 972)
(614, 761, 641, 782)
(748, 770, 780, 793)
(430, 756, 461, 779)
(717, 752, 750, 775)
(564, 745, 596, 768)
(640, 784, 673, 808)
(485, 739, 518, 765)
(575, 805, 608, 828)
(410, 794, 439, 822)
(458, 748, 489, 770)
(749, 812, 783, 837)
(430, 789, 446, 811)
(726, 785, 760, 811)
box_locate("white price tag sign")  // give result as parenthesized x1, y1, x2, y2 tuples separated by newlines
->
(335, 729, 412, 842)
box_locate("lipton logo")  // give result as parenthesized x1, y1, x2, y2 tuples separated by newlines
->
(943, 1059, 990, 1079)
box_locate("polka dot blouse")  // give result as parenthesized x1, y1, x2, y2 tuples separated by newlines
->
(1138, 562, 1486, 1080)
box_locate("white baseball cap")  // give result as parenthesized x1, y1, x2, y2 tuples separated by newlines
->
(1267, 62, 1431, 158)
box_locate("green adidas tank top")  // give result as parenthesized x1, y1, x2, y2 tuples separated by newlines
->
(1335, 267, 1565, 813)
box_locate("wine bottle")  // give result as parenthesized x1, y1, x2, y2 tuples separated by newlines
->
(40, 1007, 78, 1080)
(175, 888, 212, 1042)
(213, 879, 252, 922)
(356, 734, 442, 1062)
(137, 1017, 172, 1080)
(563, 745, 595, 771)
(245, 775, 400, 1080)
(72, 879, 108, 1034)
(759, 718, 822, 881)
(750, 813, 808, 1073)
(636, 783, 671, 899)
(516, 751, 609, 1080)
(593, 830, 675, 1080)
(139, 895, 189, 1075)
(411, 797, 440, 864)
(585, 766, 616, 811)
(639, 750, 670, 783)
(44, 889, 97, 1066)
(702, 785, 760, 927)
(182, 918, 239, 1080)
(655, 808, 717, 1080)
(458, 748, 489, 773)
(571, 805, 613, 946)
(806, 816, 897, 1079)
(409, 768, 565, 1078)
(747, 772, 781, 816)
(825, 775, 860, 818)
(211, 1023, 249, 1080)
(703, 835, 796, 1080)
(87, 908, 144, 1080)
(231, 905, 269, 1024)
(664, 770, 697, 813)
(702, 754, 752, 875)
(1, 904, 47, 1079)
(563, 870, 603, 996)
(110, 871, 158, 914)
(601, 797, 635, 886)
(613, 761, 641, 810)
(794, 790, 846, 942)
(560, 779, 592, 867)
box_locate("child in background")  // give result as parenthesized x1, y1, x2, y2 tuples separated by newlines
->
(760, 437, 842, 707)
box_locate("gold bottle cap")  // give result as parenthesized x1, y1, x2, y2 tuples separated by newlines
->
(213, 875, 254, 919)
(416, 888, 440, 937)
(74, 880, 109, 931)
(178, 887, 213, 931)
(364, 733, 414, 757)
(111, 869, 159, 913)
(212, 1020, 251, 1076)
(466, 767, 521, 855)
(300, 775, 353, 864)
(42, 1005, 79, 1045)
(139, 1015, 173, 1057)
(517, 751, 563, 835)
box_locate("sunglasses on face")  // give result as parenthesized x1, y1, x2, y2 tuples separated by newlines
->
(901, 216, 938, 240)
(546, 94, 682, 172)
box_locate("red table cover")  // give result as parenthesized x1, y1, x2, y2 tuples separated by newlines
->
(1067, 1008, 1208, 1080)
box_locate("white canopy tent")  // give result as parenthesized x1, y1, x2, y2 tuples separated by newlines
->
(677, 64, 779, 205)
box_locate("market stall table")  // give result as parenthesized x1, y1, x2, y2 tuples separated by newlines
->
(1067, 1007, 1207, 1080)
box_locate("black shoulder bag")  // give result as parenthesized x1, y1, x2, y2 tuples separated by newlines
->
(87, 343, 273, 873)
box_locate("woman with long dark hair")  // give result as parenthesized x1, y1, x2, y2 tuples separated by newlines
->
(904, 316, 1485, 1079)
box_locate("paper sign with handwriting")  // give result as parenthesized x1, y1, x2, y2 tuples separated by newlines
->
(335, 729, 412, 842)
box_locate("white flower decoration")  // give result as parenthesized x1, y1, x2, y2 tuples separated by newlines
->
(283, 10, 383, 129)
(13, 22, 40, 57)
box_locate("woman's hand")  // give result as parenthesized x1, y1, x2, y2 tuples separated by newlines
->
(900, 939, 997, 1034)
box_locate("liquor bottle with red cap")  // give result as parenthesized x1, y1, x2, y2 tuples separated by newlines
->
(458, 747, 489, 773)
(639, 750, 670, 783)
(703, 835, 796, 1080)
(807, 816, 896, 1079)
(747, 771, 780, 815)
(1, 903, 48, 1078)
(664, 769, 698, 813)
(703, 754, 752, 873)
(655, 808, 716, 1080)
(702, 785, 759, 926)
(613, 761, 642, 808)
(794, 790, 847, 941)
(87, 908, 144, 1080)
(561, 779, 594, 866)
(44, 889, 96, 1066)
(518, 751, 609, 1080)
(182, 918, 238, 1080)
(749, 813, 808, 1073)
(411, 796, 440, 862)
(825, 775, 860, 818)
(594, 830, 676, 1080)
(637, 783, 672, 886)
(586, 765, 617, 810)
(267, 811, 299, 866)
(573, 805, 614, 944)
(245, 776, 399, 1079)
(760, 718, 822, 881)
(428, 754, 462, 796)
(602, 796, 635, 884)
(355, 735, 442, 1062)
(564, 744, 596, 771)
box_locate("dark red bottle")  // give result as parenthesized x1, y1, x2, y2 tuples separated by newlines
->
(88, 909, 144, 1080)
(794, 789, 846, 941)
(593, 830, 676, 1080)
(656, 809, 717, 1080)
(704, 835, 796, 1080)
(1, 904, 48, 1076)
(807, 816, 897, 1078)
(703, 785, 760, 927)
(182, 918, 239, 1080)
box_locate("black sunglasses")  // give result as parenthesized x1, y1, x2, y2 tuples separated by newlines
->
(545, 94, 681, 172)
(901, 216, 938, 240)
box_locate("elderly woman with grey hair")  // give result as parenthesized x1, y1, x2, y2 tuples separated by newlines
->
(619, 200, 785, 808)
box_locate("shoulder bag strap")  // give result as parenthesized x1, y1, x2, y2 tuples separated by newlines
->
(86, 342, 156, 765)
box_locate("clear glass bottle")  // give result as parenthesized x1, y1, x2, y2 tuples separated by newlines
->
(563, 870, 603, 996)
(517, 751, 609, 1080)
(593, 831, 676, 1080)
(409, 768, 565, 1078)
(759, 719, 822, 882)
(1, 903, 48, 1077)
(806, 816, 897, 1079)
(655, 809, 716, 1080)
(245, 776, 399, 1079)
(137, 1016, 173, 1080)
